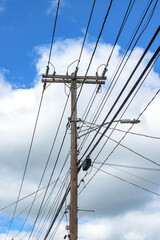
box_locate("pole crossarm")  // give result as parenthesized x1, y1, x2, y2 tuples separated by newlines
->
(42, 74, 106, 85)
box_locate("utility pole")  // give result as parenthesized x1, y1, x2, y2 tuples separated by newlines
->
(42, 73, 106, 240)
(70, 75, 78, 240)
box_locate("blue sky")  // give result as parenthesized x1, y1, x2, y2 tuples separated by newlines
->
(0, 0, 159, 88)
(0, 1, 160, 239)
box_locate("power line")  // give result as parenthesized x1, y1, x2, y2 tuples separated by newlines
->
(78, 3, 159, 154)
(0, 170, 70, 238)
(4, 88, 46, 240)
(0, 184, 47, 233)
(40, 2, 114, 237)
(94, 129, 160, 167)
(79, 27, 160, 161)
(76, 0, 97, 70)
(27, 127, 69, 239)
(78, 123, 160, 141)
(0, 172, 69, 213)
(109, 127, 160, 140)
(89, 52, 160, 169)
(94, 162, 160, 172)
(93, 166, 160, 197)
(78, 87, 160, 197)
(49, 212, 65, 239)
(102, 0, 136, 76)
(34, 171, 70, 240)
(30, 2, 112, 238)
(70, 0, 113, 119)
(44, 184, 70, 240)
(79, 0, 158, 146)
(72, 0, 100, 135)
(80, 0, 158, 150)
(91, 86, 160, 172)
(4, 1, 62, 238)
(47, 0, 61, 68)
(81, 0, 151, 136)
(8, 92, 70, 239)
(32, 152, 70, 239)
(108, 165, 160, 187)
(77, 0, 136, 147)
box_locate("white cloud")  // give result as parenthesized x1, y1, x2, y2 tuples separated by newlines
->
(0, 6, 4, 12)
(32, 211, 160, 240)
(78, 210, 160, 240)
(0, 0, 7, 13)
(46, 0, 67, 15)
(0, 38, 160, 239)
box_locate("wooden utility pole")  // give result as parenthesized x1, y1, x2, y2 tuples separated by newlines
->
(42, 73, 106, 240)
(70, 76, 78, 240)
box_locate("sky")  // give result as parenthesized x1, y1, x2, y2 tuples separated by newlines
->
(0, 0, 160, 239)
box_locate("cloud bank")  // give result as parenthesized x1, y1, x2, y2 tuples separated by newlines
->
(0, 38, 160, 239)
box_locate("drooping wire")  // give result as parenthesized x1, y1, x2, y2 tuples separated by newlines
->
(70, 0, 114, 158)
(78, 0, 140, 150)
(0, 172, 68, 213)
(76, 0, 97, 71)
(77, 87, 99, 134)
(33, 2, 110, 237)
(0, 173, 69, 238)
(79, 7, 159, 152)
(102, 0, 136, 76)
(109, 127, 160, 140)
(79, 0, 158, 152)
(4, 86, 46, 240)
(70, 0, 113, 118)
(107, 165, 160, 187)
(65, 0, 97, 90)
(14, 166, 70, 239)
(88, 53, 160, 170)
(23, 1, 100, 238)
(79, 88, 160, 196)
(3, 0, 62, 238)
(9, 91, 70, 239)
(77, 120, 160, 141)
(34, 171, 70, 240)
(93, 166, 160, 197)
(47, 0, 61, 70)
(44, 184, 70, 240)
(27, 126, 69, 239)
(94, 162, 160, 172)
(78, 0, 136, 137)
(94, 130, 160, 167)
(39, 3, 114, 234)
(77, 50, 160, 196)
(0, 186, 46, 233)
(49, 212, 65, 240)
(32, 152, 70, 240)
(79, 27, 160, 161)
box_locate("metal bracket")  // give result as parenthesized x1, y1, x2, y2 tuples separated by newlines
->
(68, 117, 81, 123)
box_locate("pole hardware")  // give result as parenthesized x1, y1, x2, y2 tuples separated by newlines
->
(78, 208, 95, 213)
(120, 118, 140, 124)
(42, 74, 106, 85)
(68, 117, 82, 123)
(41, 72, 106, 240)
(82, 156, 92, 171)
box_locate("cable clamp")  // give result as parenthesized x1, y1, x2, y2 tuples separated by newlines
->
(68, 117, 81, 123)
